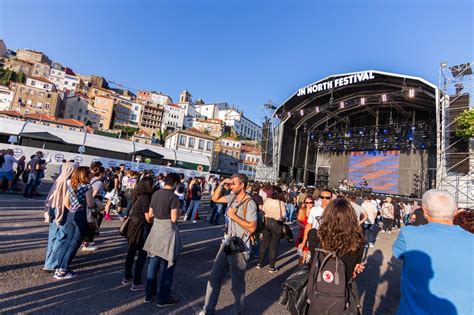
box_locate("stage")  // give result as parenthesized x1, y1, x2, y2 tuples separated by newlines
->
(273, 70, 439, 198)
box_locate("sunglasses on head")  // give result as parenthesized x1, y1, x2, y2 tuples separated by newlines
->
(320, 196, 332, 200)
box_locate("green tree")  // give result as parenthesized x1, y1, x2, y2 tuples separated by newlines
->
(455, 109, 474, 139)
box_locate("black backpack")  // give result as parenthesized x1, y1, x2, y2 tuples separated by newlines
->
(307, 249, 358, 314)
(0, 154, 4, 167)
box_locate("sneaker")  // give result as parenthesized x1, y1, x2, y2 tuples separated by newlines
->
(82, 244, 98, 252)
(183, 215, 188, 221)
(130, 284, 146, 291)
(364, 244, 369, 248)
(256, 264, 262, 269)
(192, 220, 197, 224)
(122, 278, 133, 285)
(104, 214, 112, 221)
(269, 268, 277, 273)
(54, 271, 77, 280)
(42, 268, 55, 273)
(369, 243, 374, 248)
(157, 296, 179, 308)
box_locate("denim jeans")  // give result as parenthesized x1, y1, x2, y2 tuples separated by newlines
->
(363, 223, 375, 244)
(145, 256, 177, 303)
(57, 209, 88, 272)
(258, 219, 283, 269)
(210, 204, 226, 225)
(186, 200, 200, 220)
(203, 244, 248, 315)
(23, 172, 39, 197)
(286, 204, 296, 222)
(44, 207, 59, 270)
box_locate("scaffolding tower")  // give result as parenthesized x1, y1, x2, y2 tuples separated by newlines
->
(255, 101, 279, 182)
(437, 61, 474, 208)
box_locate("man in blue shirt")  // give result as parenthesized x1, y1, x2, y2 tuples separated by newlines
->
(393, 189, 473, 315)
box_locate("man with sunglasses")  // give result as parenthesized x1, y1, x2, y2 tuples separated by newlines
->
(298, 188, 333, 253)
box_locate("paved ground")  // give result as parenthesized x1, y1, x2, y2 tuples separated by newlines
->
(0, 185, 402, 314)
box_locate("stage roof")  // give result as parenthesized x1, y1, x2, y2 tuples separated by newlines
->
(275, 70, 438, 131)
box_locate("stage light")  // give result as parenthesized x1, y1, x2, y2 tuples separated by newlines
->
(287, 112, 292, 118)
(340, 101, 345, 109)
(382, 94, 388, 102)
(360, 97, 366, 105)
(440, 61, 448, 68)
(384, 129, 388, 134)
(315, 106, 320, 113)
(300, 109, 305, 116)
(408, 88, 415, 98)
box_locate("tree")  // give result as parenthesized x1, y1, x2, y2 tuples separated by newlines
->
(455, 109, 474, 139)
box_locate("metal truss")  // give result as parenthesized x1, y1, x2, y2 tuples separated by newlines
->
(255, 101, 279, 183)
(436, 62, 474, 209)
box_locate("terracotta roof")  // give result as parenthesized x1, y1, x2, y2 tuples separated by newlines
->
(64, 67, 76, 76)
(28, 76, 54, 84)
(69, 92, 90, 100)
(25, 113, 56, 122)
(167, 127, 216, 141)
(0, 110, 21, 117)
(166, 104, 183, 109)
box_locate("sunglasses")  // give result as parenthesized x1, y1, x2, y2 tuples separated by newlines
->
(305, 201, 314, 204)
(320, 196, 332, 200)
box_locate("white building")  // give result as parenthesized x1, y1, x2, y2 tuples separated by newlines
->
(217, 108, 262, 140)
(0, 85, 14, 111)
(48, 64, 79, 96)
(137, 90, 173, 105)
(238, 145, 260, 179)
(195, 102, 229, 119)
(161, 104, 185, 132)
(130, 102, 143, 125)
(165, 128, 214, 167)
(26, 76, 56, 92)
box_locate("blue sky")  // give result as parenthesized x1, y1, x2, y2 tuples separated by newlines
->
(0, 0, 472, 123)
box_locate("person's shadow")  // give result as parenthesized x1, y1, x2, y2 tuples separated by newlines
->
(388, 250, 457, 315)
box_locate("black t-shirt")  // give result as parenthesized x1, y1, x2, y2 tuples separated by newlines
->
(412, 208, 428, 226)
(150, 188, 180, 220)
(191, 184, 201, 201)
(130, 195, 151, 221)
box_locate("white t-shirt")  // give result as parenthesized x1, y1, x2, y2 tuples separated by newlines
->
(362, 201, 378, 224)
(351, 202, 364, 221)
(307, 205, 324, 229)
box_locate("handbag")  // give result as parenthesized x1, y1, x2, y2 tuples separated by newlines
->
(279, 201, 294, 243)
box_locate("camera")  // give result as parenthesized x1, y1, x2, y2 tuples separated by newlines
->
(223, 236, 246, 255)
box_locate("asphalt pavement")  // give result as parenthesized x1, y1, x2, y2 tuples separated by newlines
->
(0, 186, 402, 314)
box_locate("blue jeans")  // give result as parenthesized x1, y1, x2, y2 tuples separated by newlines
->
(210, 204, 226, 225)
(57, 209, 88, 272)
(286, 204, 296, 222)
(186, 200, 200, 220)
(145, 256, 177, 303)
(203, 244, 248, 314)
(44, 208, 60, 270)
(23, 172, 39, 197)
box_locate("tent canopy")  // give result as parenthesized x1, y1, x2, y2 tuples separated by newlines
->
(128, 149, 164, 159)
(20, 132, 66, 143)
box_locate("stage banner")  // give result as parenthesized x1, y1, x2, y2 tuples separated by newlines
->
(348, 150, 400, 194)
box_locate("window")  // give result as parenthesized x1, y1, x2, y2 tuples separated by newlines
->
(179, 135, 186, 146)
(44, 84, 48, 89)
(78, 109, 82, 113)
(206, 141, 212, 151)
(31, 80, 36, 86)
(77, 116, 81, 120)
(69, 114, 73, 118)
(198, 139, 205, 150)
(188, 137, 195, 148)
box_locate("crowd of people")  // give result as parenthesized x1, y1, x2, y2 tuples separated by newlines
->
(1, 149, 473, 314)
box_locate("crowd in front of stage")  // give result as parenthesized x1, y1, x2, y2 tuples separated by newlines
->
(0, 148, 473, 314)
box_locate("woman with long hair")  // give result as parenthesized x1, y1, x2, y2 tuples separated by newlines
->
(295, 195, 314, 264)
(257, 186, 286, 273)
(122, 177, 155, 291)
(54, 166, 96, 279)
(308, 198, 365, 313)
(43, 161, 77, 271)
